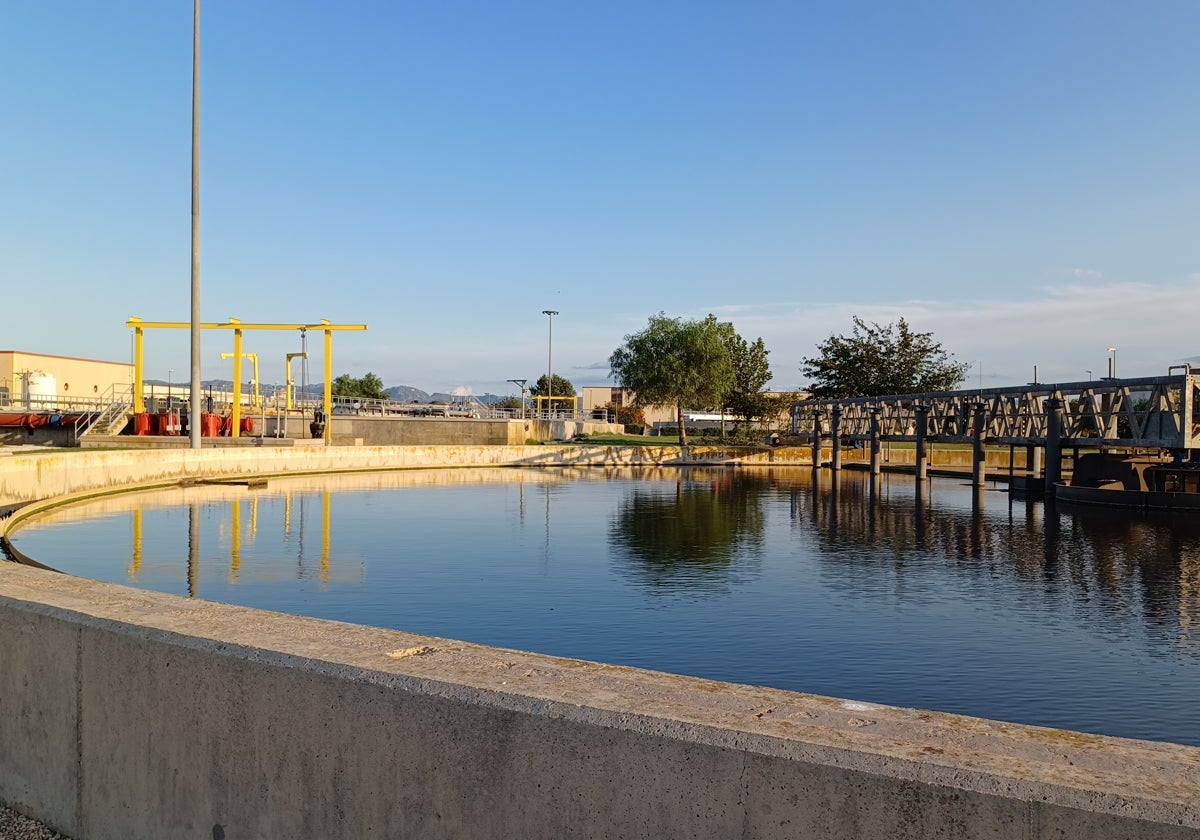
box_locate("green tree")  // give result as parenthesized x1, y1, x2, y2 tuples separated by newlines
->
(529, 374, 576, 410)
(331, 372, 388, 400)
(800, 316, 969, 398)
(723, 332, 773, 428)
(608, 313, 734, 447)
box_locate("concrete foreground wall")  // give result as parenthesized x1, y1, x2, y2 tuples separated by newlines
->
(2, 447, 1199, 839)
(2, 566, 1198, 840)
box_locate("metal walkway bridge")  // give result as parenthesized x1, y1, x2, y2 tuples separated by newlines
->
(791, 365, 1200, 452)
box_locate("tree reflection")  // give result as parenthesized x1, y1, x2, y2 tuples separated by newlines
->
(610, 469, 765, 594)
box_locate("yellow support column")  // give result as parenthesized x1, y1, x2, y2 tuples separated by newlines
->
(133, 323, 146, 413)
(323, 323, 333, 445)
(231, 325, 243, 438)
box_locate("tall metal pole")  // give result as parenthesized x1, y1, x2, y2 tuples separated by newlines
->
(1108, 347, 1117, 379)
(188, 0, 202, 449)
(542, 310, 558, 417)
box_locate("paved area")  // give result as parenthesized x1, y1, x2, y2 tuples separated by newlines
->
(0, 808, 68, 840)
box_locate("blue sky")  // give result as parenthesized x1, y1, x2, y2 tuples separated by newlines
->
(2, 2, 1197, 396)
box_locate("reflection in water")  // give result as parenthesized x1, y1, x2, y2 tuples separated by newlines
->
(187, 503, 199, 598)
(790, 471, 1200, 657)
(9, 466, 1200, 744)
(609, 469, 764, 594)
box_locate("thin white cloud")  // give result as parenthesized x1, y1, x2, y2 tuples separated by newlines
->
(695, 276, 1200, 388)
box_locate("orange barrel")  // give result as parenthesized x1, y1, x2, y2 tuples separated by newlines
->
(151, 413, 167, 435)
(200, 413, 221, 437)
(240, 417, 254, 435)
(133, 413, 152, 436)
(164, 410, 180, 436)
(220, 416, 233, 436)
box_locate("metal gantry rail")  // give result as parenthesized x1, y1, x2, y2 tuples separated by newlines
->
(792, 366, 1200, 452)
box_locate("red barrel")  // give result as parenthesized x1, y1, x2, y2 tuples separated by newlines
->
(220, 416, 233, 436)
(200, 413, 221, 437)
(163, 410, 181, 436)
(240, 417, 255, 435)
(133, 413, 152, 436)
(151, 413, 167, 435)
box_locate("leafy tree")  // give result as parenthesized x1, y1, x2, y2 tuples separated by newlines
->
(495, 395, 525, 412)
(602, 401, 646, 430)
(608, 313, 734, 447)
(331, 372, 388, 400)
(723, 332, 773, 428)
(800, 316, 969, 398)
(529, 374, 576, 409)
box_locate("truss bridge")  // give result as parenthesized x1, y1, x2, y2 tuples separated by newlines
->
(792, 365, 1200, 451)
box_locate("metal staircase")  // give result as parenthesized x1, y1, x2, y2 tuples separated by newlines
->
(74, 384, 133, 443)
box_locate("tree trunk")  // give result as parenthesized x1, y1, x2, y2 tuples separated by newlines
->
(677, 402, 687, 448)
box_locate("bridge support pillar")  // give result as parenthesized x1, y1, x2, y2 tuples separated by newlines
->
(830, 406, 842, 472)
(972, 402, 987, 488)
(811, 410, 823, 469)
(914, 404, 928, 483)
(1045, 398, 1064, 495)
(1026, 444, 1042, 479)
(870, 405, 883, 475)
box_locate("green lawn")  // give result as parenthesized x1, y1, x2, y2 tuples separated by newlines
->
(571, 432, 680, 446)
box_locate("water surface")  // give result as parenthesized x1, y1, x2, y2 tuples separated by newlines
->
(9, 467, 1200, 746)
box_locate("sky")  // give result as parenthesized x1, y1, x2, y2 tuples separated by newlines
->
(2, 1, 1197, 398)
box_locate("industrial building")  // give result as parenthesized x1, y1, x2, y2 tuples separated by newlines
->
(0, 350, 133, 411)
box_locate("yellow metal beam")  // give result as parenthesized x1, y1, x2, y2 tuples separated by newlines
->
(324, 328, 333, 444)
(133, 327, 145, 412)
(125, 317, 367, 331)
(126, 317, 367, 442)
(285, 353, 307, 411)
(231, 327, 244, 437)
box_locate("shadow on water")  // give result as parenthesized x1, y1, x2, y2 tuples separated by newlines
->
(608, 467, 765, 595)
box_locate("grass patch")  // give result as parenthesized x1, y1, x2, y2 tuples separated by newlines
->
(573, 433, 680, 446)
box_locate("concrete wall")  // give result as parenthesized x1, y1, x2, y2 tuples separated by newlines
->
(1, 565, 1197, 840)
(2, 447, 1198, 838)
(0, 445, 816, 510)
(231, 415, 624, 446)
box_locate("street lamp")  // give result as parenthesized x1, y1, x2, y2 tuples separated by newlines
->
(1086, 370, 1092, 381)
(167, 369, 174, 405)
(507, 379, 528, 420)
(542, 310, 558, 417)
(1107, 347, 1117, 379)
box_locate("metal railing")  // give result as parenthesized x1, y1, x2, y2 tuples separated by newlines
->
(74, 383, 134, 440)
(792, 368, 1200, 451)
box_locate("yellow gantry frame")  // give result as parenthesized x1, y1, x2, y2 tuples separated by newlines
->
(126, 317, 368, 442)
(221, 352, 260, 409)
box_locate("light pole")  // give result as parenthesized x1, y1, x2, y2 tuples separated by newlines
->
(188, 0, 202, 449)
(542, 310, 558, 417)
(1086, 370, 1092, 381)
(507, 379, 528, 420)
(1107, 347, 1117, 379)
(167, 369, 174, 404)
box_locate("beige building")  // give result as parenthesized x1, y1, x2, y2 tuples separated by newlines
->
(580, 386, 676, 426)
(581, 386, 804, 431)
(0, 351, 133, 411)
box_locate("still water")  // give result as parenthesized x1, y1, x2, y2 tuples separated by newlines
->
(9, 467, 1200, 746)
